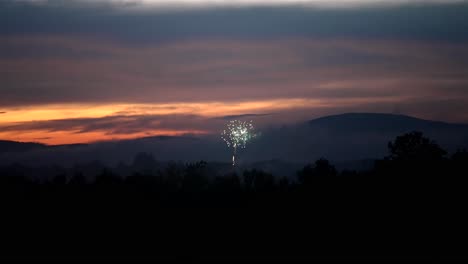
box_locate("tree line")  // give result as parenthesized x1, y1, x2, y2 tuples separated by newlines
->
(1, 131, 467, 260)
(1, 131, 467, 209)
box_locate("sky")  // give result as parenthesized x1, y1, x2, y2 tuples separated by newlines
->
(1, 0, 468, 144)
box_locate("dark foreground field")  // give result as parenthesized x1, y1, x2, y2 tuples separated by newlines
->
(2, 175, 467, 261)
(1, 132, 468, 261)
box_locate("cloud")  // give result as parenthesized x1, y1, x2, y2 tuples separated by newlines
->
(2, 96, 468, 145)
(33, 137, 52, 140)
(0, 114, 218, 144)
(9, 0, 468, 9)
(0, 114, 210, 134)
(2, 1, 468, 110)
(2, 1, 468, 42)
(0, 112, 6, 114)
(218, 113, 273, 120)
(1, 37, 468, 107)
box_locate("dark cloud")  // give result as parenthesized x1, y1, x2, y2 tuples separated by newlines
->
(0, 112, 6, 114)
(1, 1, 468, 42)
(0, 114, 221, 135)
(1, 37, 468, 108)
(218, 113, 273, 120)
(33, 137, 52, 140)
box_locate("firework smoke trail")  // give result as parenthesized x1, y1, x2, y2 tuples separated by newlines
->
(221, 120, 255, 166)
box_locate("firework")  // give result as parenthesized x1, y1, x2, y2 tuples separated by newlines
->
(221, 120, 255, 166)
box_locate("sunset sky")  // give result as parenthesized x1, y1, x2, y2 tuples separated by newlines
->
(1, 0, 468, 144)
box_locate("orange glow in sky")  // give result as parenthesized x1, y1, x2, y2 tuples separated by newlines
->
(0, 129, 209, 145)
(0, 97, 409, 145)
(0, 99, 321, 144)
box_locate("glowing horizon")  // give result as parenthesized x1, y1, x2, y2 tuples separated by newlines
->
(1, 1, 468, 145)
(0, 96, 407, 145)
(0, 98, 353, 144)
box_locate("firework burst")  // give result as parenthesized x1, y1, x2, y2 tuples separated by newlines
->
(221, 120, 255, 166)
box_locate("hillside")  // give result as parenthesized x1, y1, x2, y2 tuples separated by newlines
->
(0, 140, 47, 153)
(1, 113, 467, 167)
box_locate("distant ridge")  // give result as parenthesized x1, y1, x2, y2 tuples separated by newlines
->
(310, 113, 466, 126)
(1, 113, 468, 166)
(0, 140, 89, 153)
(307, 113, 468, 133)
(0, 140, 47, 153)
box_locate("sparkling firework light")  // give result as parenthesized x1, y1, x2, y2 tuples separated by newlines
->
(221, 120, 255, 166)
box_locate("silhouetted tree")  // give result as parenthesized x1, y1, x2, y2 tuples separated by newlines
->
(133, 152, 158, 175)
(182, 161, 209, 193)
(376, 131, 449, 197)
(95, 169, 122, 186)
(51, 174, 67, 185)
(297, 158, 337, 186)
(253, 170, 275, 192)
(212, 174, 241, 193)
(163, 162, 184, 191)
(243, 169, 275, 192)
(69, 172, 86, 186)
(243, 170, 255, 191)
(450, 149, 468, 181)
(340, 170, 359, 177)
(387, 131, 447, 162)
(278, 176, 290, 190)
(451, 149, 468, 164)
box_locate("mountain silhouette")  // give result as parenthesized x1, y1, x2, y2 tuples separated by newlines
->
(243, 113, 468, 162)
(309, 113, 468, 133)
(0, 140, 47, 153)
(1, 113, 467, 168)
